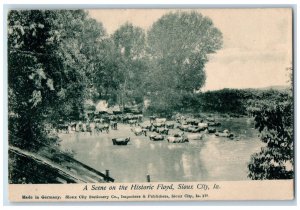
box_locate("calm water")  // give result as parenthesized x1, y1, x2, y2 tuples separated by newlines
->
(59, 117, 264, 182)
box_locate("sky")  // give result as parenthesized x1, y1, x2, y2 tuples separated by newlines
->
(87, 9, 292, 91)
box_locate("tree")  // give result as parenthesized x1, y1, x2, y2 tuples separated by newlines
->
(146, 11, 223, 113)
(8, 10, 107, 183)
(111, 23, 148, 107)
(8, 10, 62, 150)
(50, 11, 107, 121)
(78, 17, 108, 103)
(148, 11, 223, 92)
(89, 37, 120, 103)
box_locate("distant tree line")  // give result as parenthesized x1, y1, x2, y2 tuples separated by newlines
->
(146, 88, 291, 117)
(198, 88, 291, 115)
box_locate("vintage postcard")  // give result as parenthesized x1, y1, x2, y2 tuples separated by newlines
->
(7, 8, 294, 202)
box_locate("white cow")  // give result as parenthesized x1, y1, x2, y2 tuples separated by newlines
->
(167, 136, 188, 143)
(186, 133, 204, 141)
(215, 129, 234, 138)
(131, 127, 147, 136)
(155, 118, 167, 123)
(198, 122, 208, 130)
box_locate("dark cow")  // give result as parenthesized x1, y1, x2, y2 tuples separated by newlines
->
(103, 115, 110, 123)
(112, 137, 130, 145)
(173, 132, 185, 137)
(70, 122, 77, 131)
(128, 119, 138, 127)
(207, 127, 216, 133)
(57, 124, 69, 133)
(110, 121, 118, 130)
(77, 122, 83, 132)
(129, 114, 143, 122)
(86, 123, 92, 135)
(165, 122, 175, 129)
(109, 115, 118, 122)
(95, 123, 100, 135)
(149, 124, 157, 132)
(156, 127, 169, 135)
(149, 116, 156, 123)
(149, 134, 164, 141)
(136, 114, 143, 122)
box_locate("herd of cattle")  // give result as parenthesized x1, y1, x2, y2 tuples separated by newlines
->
(124, 115, 234, 145)
(57, 113, 235, 146)
(57, 114, 143, 134)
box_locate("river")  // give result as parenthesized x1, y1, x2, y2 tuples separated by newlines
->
(59, 117, 264, 182)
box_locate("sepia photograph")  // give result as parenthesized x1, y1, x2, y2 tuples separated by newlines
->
(6, 7, 294, 201)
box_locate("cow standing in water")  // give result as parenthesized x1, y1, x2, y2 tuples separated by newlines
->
(97, 124, 109, 133)
(110, 121, 118, 130)
(95, 122, 100, 135)
(82, 122, 87, 134)
(57, 124, 69, 133)
(149, 116, 156, 123)
(128, 120, 137, 127)
(69, 122, 75, 132)
(131, 127, 147, 136)
(86, 123, 91, 135)
(78, 121, 83, 132)
(90, 121, 95, 135)
(167, 136, 189, 143)
(149, 134, 164, 141)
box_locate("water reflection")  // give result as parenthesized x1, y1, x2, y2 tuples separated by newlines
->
(134, 138, 141, 149)
(60, 118, 264, 182)
(181, 152, 193, 178)
(147, 163, 158, 175)
(149, 143, 155, 150)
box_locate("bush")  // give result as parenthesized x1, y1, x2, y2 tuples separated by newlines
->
(247, 92, 293, 179)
